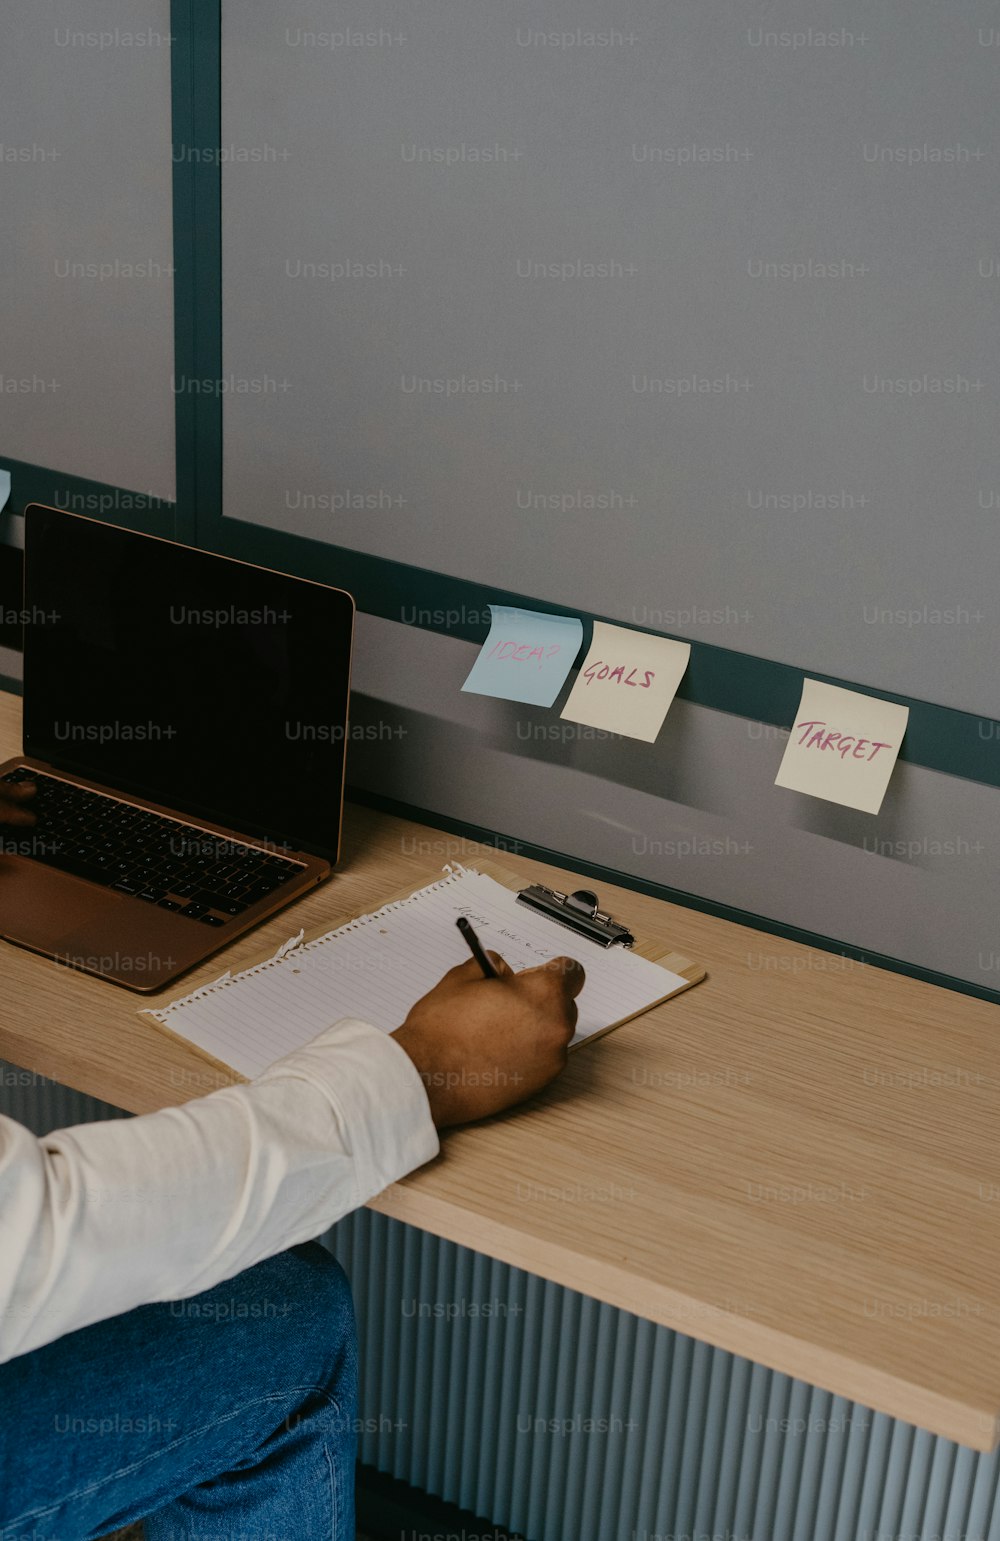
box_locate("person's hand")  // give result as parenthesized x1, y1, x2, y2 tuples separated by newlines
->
(0, 782, 36, 827)
(392, 952, 585, 1128)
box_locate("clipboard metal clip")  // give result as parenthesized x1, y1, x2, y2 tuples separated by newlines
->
(515, 883, 635, 949)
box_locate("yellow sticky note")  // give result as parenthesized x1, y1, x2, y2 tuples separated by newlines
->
(560, 621, 691, 743)
(774, 679, 909, 815)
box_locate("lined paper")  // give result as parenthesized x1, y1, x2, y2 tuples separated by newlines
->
(146, 867, 688, 1076)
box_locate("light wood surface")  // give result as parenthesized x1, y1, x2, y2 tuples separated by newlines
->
(2, 689, 999, 1450)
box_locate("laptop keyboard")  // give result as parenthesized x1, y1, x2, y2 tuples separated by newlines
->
(1, 767, 304, 927)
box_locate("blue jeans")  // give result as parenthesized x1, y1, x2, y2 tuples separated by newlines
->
(0, 1242, 358, 1541)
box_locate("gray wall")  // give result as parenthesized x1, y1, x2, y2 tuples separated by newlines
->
(219, 0, 1000, 992)
(0, 0, 175, 499)
(1, 2, 995, 991)
(221, 0, 1000, 714)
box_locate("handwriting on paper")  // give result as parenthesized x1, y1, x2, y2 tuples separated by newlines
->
(792, 722, 894, 761)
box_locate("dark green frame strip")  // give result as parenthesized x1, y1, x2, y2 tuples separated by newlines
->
(207, 519, 1000, 790)
(170, 0, 222, 544)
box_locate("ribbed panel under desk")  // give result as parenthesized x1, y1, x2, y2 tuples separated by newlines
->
(0, 1060, 129, 1135)
(327, 1207, 1000, 1541)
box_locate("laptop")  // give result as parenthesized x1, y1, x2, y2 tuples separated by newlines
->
(0, 505, 355, 992)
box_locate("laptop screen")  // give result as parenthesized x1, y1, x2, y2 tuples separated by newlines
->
(22, 507, 354, 861)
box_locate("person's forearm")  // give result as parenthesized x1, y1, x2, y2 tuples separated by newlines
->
(0, 1018, 438, 1362)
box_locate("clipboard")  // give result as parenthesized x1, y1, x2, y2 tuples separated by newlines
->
(143, 861, 707, 1075)
(351, 858, 707, 1051)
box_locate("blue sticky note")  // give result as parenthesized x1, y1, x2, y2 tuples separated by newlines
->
(462, 605, 583, 707)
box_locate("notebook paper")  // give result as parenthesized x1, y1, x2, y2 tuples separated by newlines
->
(145, 867, 689, 1077)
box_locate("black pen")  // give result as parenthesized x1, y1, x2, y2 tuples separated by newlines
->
(456, 916, 499, 978)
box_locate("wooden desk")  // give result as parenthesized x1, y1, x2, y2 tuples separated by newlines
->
(2, 688, 999, 1451)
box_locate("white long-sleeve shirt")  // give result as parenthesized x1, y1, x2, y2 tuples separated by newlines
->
(0, 1017, 439, 1363)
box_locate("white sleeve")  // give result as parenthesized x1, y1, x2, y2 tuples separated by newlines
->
(0, 1017, 439, 1362)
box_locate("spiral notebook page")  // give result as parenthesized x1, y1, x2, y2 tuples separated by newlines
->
(145, 866, 690, 1077)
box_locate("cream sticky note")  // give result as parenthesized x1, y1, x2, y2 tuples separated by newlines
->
(560, 621, 691, 743)
(774, 679, 909, 815)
